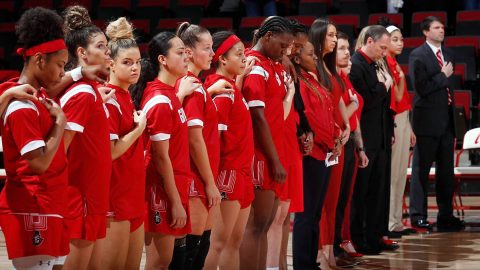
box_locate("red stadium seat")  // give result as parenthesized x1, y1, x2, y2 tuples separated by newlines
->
(132, 19, 151, 35)
(92, 20, 107, 31)
(22, 0, 53, 10)
(135, 0, 171, 30)
(97, 0, 131, 20)
(200, 18, 233, 32)
(238, 17, 267, 42)
(286, 16, 315, 27)
(156, 18, 190, 33)
(298, 0, 329, 17)
(444, 36, 479, 81)
(328, 15, 360, 39)
(455, 90, 472, 122)
(456, 10, 480, 36)
(397, 37, 424, 64)
(0, 70, 20, 83)
(60, 0, 92, 10)
(0, 1, 15, 22)
(176, 0, 209, 23)
(411, 11, 447, 37)
(368, 13, 403, 29)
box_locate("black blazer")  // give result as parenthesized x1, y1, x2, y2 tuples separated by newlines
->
(349, 51, 393, 151)
(408, 43, 456, 137)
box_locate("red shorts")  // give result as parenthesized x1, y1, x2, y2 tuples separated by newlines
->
(65, 214, 107, 241)
(287, 157, 304, 213)
(188, 175, 209, 209)
(66, 186, 107, 241)
(107, 212, 144, 233)
(0, 214, 69, 259)
(145, 183, 192, 236)
(216, 168, 254, 209)
(252, 155, 288, 200)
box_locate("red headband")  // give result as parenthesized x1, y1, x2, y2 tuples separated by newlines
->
(17, 39, 67, 58)
(213, 35, 241, 63)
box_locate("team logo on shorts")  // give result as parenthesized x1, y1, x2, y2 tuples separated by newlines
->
(154, 211, 162, 225)
(32, 231, 44, 246)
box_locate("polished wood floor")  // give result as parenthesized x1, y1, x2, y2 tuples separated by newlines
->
(0, 198, 479, 269)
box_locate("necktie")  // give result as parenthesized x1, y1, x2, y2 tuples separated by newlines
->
(436, 49, 452, 105)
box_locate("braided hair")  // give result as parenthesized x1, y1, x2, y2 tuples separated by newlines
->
(254, 16, 293, 41)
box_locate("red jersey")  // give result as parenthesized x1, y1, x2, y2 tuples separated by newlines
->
(141, 78, 191, 187)
(182, 72, 220, 178)
(105, 84, 145, 220)
(284, 90, 301, 166)
(340, 71, 362, 132)
(59, 80, 112, 215)
(0, 80, 68, 215)
(299, 71, 335, 161)
(386, 55, 411, 114)
(242, 49, 286, 162)
(204, 74, 254, 171)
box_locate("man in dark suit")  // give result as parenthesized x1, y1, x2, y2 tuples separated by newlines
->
(349, 25, 395, 255)
(408, 16, 465, 231)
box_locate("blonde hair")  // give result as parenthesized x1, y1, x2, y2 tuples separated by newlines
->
(105, 17, 137, 59)
(355, 26, 371, 51)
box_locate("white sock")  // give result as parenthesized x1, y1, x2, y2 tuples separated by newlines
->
(13, 255, 55, 270)
(266, 267, 280, 270)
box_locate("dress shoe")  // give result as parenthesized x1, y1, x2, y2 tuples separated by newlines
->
(387, 230, 403, 239)
(339, 240, 364, 257)
(400, 228, 417, 235)
(356, 245, 381, 255)
(412, 219, 433, 230)
(436, 216, 466, 232)
(379, 239, 400, 251)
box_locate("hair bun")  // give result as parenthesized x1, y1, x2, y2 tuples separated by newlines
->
(63, 5, 92, 32)
(106, 17, 134, 41)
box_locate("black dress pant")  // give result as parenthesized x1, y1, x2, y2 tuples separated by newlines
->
(350, 148, 388, 250)
(293, 156, 331, 270)
(410, 130, 455, 222)
(333, 138, 356, 256)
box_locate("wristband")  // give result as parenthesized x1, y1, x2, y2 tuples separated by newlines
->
(71, 66, 83, 82)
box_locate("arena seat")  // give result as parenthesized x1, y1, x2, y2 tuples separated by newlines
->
(298, 0, 329, 17)
(97, 0, 132, 20)
(156, 18, 190, 34)
(456, 10, 480, 36)
(328, 15, 359, 39)
(411, 11, 447, 37)
(175, 0, 209, 23)
(200, 18, 233, 33)
(237, 17, 266, 42)
(368, 13, 404, 29)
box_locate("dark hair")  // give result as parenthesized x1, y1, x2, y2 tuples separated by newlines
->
(290, 19, 309, 35)
(106, 17, 138, 59)
(376, 16, 394, 28)
(309, 18, 342, 92)
(16, 7, 64, 60)
(211, 31, 237, 69)
(421, 16, 443, 32)
(254, 16, 293, 41)
(337, 31, 349, 41)
(362, 25, 389, 45)
(63, 5, 103, 70)
(176, 22, 209, 48)
(130, 31, 177, 109)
